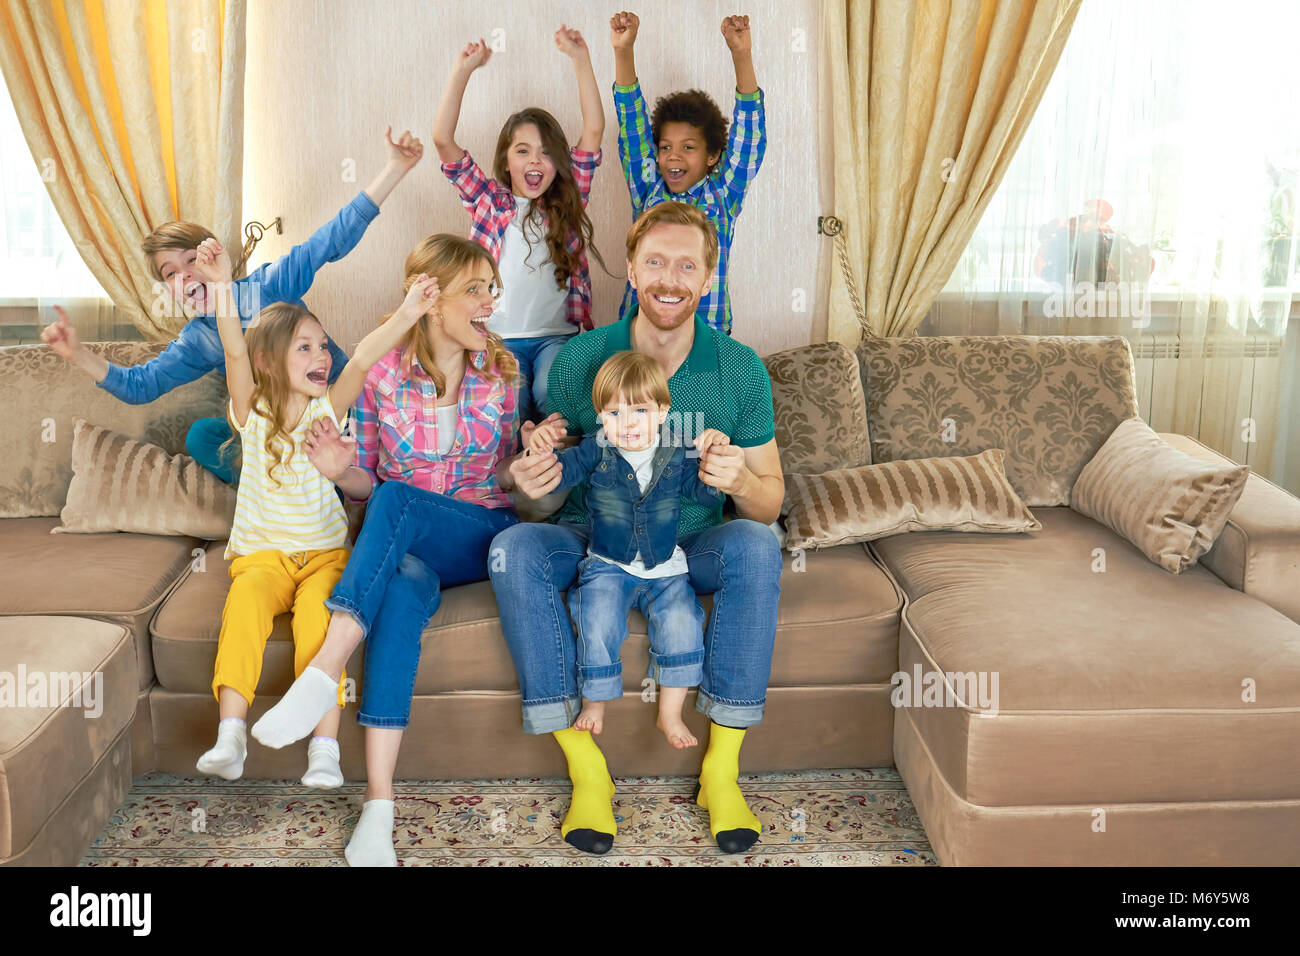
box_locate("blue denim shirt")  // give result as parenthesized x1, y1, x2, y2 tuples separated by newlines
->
(553, 432, 723, 569)
(96, 191, 380, 404)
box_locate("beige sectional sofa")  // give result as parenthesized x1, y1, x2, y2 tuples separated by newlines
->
(1, 334, 1298, 866)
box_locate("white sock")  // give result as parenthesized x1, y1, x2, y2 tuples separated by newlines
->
(345, 799, 397, 867)
(196, 718, 247, 780)
(301, 735, 344, 789)
(251, 667, 339, 749)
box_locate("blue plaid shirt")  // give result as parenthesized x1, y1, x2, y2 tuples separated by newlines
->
(613, 81, 766, 336)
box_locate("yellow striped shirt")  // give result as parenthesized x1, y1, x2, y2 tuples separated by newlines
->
(226, 394, 349, 559)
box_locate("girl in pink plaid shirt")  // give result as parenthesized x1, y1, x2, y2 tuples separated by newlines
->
(432, 25, 610, 426)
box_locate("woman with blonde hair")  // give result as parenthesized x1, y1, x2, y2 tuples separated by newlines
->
(250, 234, 524, 866)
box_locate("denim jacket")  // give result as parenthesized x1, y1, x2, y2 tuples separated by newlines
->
(553, 431, 723, 569)
(96, 191, 379, 404)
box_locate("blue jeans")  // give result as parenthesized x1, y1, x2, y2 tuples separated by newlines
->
(324, 480, 519, 728)
(569, 557, 705, 701)
(504, 333, 575, 424)
(489, 518, 781, 734)
(186, 417, 240, 485)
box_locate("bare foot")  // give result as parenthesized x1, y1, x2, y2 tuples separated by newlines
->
(575, 700, 605, 734)
(657, 712, 698, 749)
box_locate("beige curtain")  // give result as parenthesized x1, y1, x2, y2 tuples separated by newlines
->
(0, 0, 246, 339)
(823, 0, 1081, 344)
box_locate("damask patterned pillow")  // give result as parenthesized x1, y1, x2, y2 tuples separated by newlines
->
(762, 342, 871, 509)
(0, 342, 229, 518)
(856, 335, 1138, 507)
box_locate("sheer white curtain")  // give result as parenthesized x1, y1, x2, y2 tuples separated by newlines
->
(927, 0, 1300, 491)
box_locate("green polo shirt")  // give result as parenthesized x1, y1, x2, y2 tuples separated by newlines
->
(544, 314, 776, 536)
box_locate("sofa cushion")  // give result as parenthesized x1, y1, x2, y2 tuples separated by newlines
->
(762, 342, 871, 497)
(1072, 417, 1248, 573)
(54, 418, 237, 538)
(0, 616, 137, 861)
(871, 506, 1300, 806)
(783, 449, 1040, 549)
(0, 518, 199, 689)
(857, 335, 1139, 506)
(0, 341, 228, 519)
(150, 537, 903, 698)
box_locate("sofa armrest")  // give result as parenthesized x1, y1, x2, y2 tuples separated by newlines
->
(1159, 432, 1300, 624)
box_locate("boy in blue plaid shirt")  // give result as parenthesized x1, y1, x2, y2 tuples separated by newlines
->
(609, 12, 765, 336)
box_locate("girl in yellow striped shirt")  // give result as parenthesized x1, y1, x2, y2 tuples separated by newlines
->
(191, 228, 440, 786)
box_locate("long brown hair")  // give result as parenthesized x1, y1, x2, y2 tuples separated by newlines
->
(218, 302, 319, 489)
(391, 235, 520, 397)
(492, 108, 610, 287)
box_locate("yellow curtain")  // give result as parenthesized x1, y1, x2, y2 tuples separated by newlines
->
(0, 0, 246, 339)
(823, 0, 1081, 344)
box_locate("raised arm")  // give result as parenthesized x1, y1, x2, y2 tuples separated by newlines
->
(432, 39, 492, 165)
(722, 15, 757, 94)
(555, 24, 604, 152)
(609, 12, 655, 210)
(193, 239, 254, 428)
(610, 11, 638, 86)
(363, 126, 425, 207)
(327, 275, 438, 420)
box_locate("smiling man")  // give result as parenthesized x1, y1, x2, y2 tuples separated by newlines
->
(489, 201, 784, 856)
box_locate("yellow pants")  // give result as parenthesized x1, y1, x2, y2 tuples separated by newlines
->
(212, 548, 350, 706)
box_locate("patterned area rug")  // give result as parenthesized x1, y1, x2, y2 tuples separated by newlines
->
(80, 768, 936, 866)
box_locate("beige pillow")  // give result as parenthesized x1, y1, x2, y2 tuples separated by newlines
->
(784, 449, 1041, 550)
(763, 342, 872, 489)
(52, 419, 236, 538)
(1070, 417, 1248, 573)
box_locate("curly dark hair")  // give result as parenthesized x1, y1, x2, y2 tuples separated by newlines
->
(651, 89, 728, 171)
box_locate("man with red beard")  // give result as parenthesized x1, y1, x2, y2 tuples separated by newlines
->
(490, 201, 784, 855)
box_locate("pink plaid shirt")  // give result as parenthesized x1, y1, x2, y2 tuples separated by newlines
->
(441, 147, 601, 331)
(350, 346, 519, 509)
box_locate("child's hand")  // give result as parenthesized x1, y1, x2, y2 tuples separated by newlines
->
(384, 126, 424, 170)
(609, 11, 639, 51)
(395, 274, 440, 323)
(721, 14, 752, 54)
(304, 416, 357, 484)
(455, 37, 492, 75)
(694, 427, 731, 457)
(39, 305, 83, 362)
(527, 421, 563, 457)
(554, 23, 590, 60)
(192, 237, 232, 284)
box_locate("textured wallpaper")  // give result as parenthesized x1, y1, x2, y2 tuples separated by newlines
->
(242, 0, 828, 357)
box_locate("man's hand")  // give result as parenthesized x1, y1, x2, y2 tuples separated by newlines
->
(554, 23, 590, 60)
(698, 440, 751, 496)
(39, 305, 83, 362)
(721, 14, 751, 54)
(610, 11, 639, 51)
(509, 412, 568, 499)
(384, 125, 424, 171)
(455, 37, 492, 75)
(303, 416, 357, 484)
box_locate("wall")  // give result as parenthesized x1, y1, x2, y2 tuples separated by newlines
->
(243, 0, 829, 357)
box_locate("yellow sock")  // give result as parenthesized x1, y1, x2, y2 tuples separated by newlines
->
(553, 728, 617, 846)
(698, 724, 761, 844)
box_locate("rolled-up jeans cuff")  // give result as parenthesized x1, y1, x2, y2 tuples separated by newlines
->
(579, 673, 624, 703)
(695, 689, 764, 728)
(356, 711, 409, 729)
(648, 649, 704, 688)
(323, 597, 369, 640)
(521, 697, 583, 735)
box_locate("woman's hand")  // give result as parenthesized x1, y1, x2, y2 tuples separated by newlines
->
(304, 416, 357, 484)
(384, 125, 424, 171)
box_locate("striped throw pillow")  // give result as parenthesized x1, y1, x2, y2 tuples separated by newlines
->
(783, 449, 1041, 550)
(52, 419, 237, 538)
(1070, 417, 1248, 573)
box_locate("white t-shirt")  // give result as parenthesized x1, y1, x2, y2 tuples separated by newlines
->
(490, 197, 571, 339)
(590, 435, 690, 579)
(436, 401, 459, 456)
